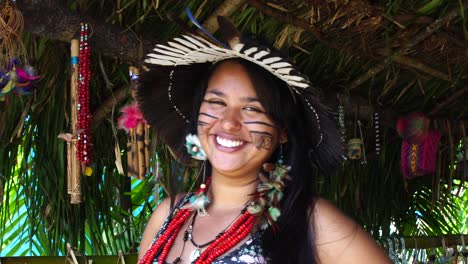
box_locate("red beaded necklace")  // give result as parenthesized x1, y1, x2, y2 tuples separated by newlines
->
(139, 192, 255, 264)
(76, 22, 92, 165)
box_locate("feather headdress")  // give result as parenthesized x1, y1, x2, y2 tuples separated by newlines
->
(137, 16, 342, 172)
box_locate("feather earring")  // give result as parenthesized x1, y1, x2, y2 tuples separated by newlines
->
(182, 161, 210, 216)
(182, 133, 210, 216)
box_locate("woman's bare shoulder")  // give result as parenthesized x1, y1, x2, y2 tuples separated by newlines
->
(312, 198, 391, 264)
(138, 194, 187, 260)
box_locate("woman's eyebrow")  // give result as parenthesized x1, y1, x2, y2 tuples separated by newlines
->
(207, 89, 260, 102)
(206, 89, 224, 97)
(241, 97, 260, 103)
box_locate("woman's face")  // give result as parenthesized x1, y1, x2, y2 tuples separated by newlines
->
(197, 61, 281, 178)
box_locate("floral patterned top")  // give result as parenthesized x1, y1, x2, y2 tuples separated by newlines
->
(150, 194, 267, 263)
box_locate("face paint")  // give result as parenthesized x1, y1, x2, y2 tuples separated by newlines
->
(249, 130, 274, 150)
(198, 112, 219, 128)
(199, 112, 219, 120)
(198, 120, 209, 127)
(243, 121, 275, 128)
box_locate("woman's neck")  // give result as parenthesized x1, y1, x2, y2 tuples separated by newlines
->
(207, 172, 258, 211)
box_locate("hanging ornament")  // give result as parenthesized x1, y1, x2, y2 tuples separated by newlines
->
(0, 1, 27, 69)
(374, 112, 381, 156)
(397, 112, 441, 179)
(338, 104, 347, 152)
(118, 67, 150, 179)
(347, 104, 366, 163)
(58, 39, 82, 204)
(0, 58, 39, 101)
(347, 138, 362, 160)
(76, 22, 93, 168)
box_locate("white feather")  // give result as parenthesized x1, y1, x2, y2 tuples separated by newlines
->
(145, 58, 178, 66)
(233, 43, 245, 52)
(262, 57, 282, 64)
(253, 50, 269, 60)
(276, 67, 293, 74)
(174, 37, 199, 50)
(183, 35, 209, 48)
(270, 62, 292, 68)
(243, 47, 258, 56)
(283, 75, 305, 82)
(167, 41, 191, 53)
(153, 48, 185, 58)
(156, 44, 185, 54)
(288, 80, 309, 88)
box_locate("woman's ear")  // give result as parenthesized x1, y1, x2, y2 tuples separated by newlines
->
(280, 129, 288, 144)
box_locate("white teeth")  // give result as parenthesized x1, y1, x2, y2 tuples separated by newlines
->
(216, 136, 244, 148)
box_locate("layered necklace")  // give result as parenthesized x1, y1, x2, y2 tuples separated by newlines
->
(138, 196, 254, 264)
(140, 162, 288, 264)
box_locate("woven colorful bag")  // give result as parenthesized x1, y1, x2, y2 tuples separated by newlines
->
(401, 130, 441, 179)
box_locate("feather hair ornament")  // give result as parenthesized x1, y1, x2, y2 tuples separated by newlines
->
(117, 103, 146, 132)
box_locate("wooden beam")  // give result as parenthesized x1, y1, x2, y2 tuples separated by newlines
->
(17, 0, 155, 64)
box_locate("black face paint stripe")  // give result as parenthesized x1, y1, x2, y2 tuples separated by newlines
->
(243, 121, 275, 128)
(199, 112, 219, 119)
(249, 130, 274, 137)
(198, 120, 209, 126)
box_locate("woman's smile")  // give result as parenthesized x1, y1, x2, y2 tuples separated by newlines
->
(214, 135, 246, 150)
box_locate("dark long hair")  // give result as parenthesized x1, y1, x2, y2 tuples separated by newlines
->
(184, 58, 338, 263)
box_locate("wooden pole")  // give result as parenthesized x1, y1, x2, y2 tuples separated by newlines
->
(70, 39, 81, 204)
(136, 121, 145, 179)
(144, 124, 150, 175)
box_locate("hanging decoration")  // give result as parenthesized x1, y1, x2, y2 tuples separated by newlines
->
(117, 67, 150, 179)
(374, 112, 381, 156)
(0, 58, 39, 101)
(347, 104, 365, 161)
(0, 0, 26, 69)
(338, 104, 347, 155)
(76, 22, 93, 167)
(397, 112, 441, 179)
(58, 39, 82, 204)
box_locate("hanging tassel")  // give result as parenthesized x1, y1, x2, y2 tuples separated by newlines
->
(182, 177, 210, 216)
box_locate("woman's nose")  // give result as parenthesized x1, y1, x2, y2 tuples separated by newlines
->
(220, 108, 242, 131)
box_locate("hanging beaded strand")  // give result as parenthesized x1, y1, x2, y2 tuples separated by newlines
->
(338, 104, 347, 157)
(76, 22, 92, 165)
(374, 112, 381, 156)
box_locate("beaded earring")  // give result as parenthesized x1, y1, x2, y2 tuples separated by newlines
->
(183, 134, 210, 216)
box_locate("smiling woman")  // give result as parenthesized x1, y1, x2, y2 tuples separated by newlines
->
(136, 17, 391, 264)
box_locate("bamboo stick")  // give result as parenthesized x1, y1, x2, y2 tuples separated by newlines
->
(144, 124, 150, 175)
(70, 39, 81, 204)
(136, 121, 145, 179)
(127, 128, 139, 178)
